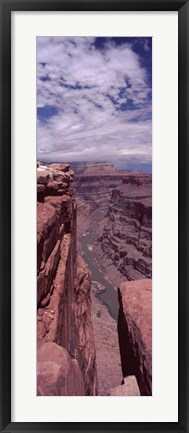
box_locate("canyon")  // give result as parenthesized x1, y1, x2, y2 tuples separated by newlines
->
(37, 161, 152, 396)
(74, 162, 152, 286)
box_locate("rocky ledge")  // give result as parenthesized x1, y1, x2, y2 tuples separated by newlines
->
(37, 162, 97, 396)
(37, 162, 74, 201)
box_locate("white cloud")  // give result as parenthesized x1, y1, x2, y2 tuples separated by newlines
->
(37, 37, 152, 168)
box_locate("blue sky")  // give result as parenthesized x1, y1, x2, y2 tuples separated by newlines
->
(37, 37, 152, 171)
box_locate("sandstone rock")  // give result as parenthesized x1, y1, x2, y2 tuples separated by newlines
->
(37, 163, 97, 396)
(37, 201, 59, 272)
(37, 168, 53, 185)
(91, 281, 123, 396)
(73, 163, 152, 396)
(99, 177, 152, 281)
(52, 172, 67, 182)
(37, 342, 85, 396)
(66, 169, 74, 177)
(118, 279, 152, 395)
(73, 162, 126, 217)
(37, 321, 47, 342)
(108, 375, 140, 396)
(37, 184, 45, 193)
(73, 255, 97, 395)
(74, 164, 152, 286)
(49, 163, 70, 172)
(37, 164, 74, 201)
(47, 180, 60, 190)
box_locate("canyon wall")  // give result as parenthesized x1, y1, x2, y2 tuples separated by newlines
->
(72, 163, 152, 396)
(37, 163, 97, 396)
(73, 163, 152, 285)
(105, 278, 152, 397)
(118, 279, 152, 395)
(37, 161, 152, 397)
(73, 162, 129, 254)
(99, 173, 152, 281)
(73, 163, 125, 215)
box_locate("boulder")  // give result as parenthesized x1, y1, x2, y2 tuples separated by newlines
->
(37, 342, 85, 396)
(108, 375, 140, 396)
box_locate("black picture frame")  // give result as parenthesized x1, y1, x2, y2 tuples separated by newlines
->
(0, 0, 188, 432)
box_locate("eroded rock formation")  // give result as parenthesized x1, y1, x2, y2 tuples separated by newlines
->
(37, 161, 152, 397)
(72, 162, 152, 396)
(37, 163, 97, 396)
(118, 279, 152, 395)
(98, 174, 152, 281)
(38, 342, 85, 396)
(73, 163, 152, 285)
(73, 162, 126, 214)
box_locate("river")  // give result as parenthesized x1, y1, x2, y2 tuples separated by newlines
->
(80, 210, 119, 320)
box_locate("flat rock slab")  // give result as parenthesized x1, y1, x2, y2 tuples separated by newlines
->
(108, 375, 140, 396)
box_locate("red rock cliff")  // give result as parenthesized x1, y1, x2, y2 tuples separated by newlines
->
(118, 279, 152, 395)
(37, 163, 97, 396)
(100, 174, 152, 281)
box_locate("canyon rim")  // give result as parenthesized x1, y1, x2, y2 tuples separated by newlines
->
(37, 36, 152, 396)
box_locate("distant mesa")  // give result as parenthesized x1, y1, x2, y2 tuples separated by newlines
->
(69, 161, 118, 176)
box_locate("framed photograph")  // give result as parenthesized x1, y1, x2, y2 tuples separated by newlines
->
(0, 0, 188, 432)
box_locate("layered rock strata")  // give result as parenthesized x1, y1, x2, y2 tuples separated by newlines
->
(98, 174, 152, 281)
(118, 279, 152, 396)
(73, 163, 152, 283)
(37, 163, 97, 396)
(73, 162, 127, 214)
(73, 162, 134, 264)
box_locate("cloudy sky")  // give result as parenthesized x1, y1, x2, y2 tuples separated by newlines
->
(37, 37, 152, 171)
